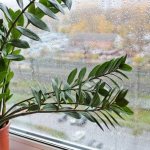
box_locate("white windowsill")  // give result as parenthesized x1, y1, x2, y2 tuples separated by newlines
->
(10, 134, 59, 150)
(9, 127, 93, 150)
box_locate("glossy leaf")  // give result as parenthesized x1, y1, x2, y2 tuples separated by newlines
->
(0, 58, 7, 72)
(32, 89, 41, 107)
(62, 0, 72, 10)
(51, 78, 60, 103)
(91, 92, 101, 107)
(28, 104, 39, 111)
(119, 64, 132, 72)
(65, 112, 81, 119)
(28, 3, 36, 14)
(88, 64, 100, 78)
(0, 71, 7, 83)
(43, 103, 58, 111)
(35, 2, 58, 20)
(6, 54, 25, 61)
(0, 93, 8, 102)
(94, 112, 110, 129)
(100, 111, 115, 128)
(25, 12, 50, 31)
(81, 112, 95, 122)
(48, 0, 65, 14)
(116, 70, 129, 79)
(78, 67, 86, 83)
(105, 76, 120, 88)
(89, 113, 104, 131)
(123, 106, 134, 115)
(67, 68, 77, 84)
(0, 3, 11, 20)
(16, 0, 23, 9)
(16, 26, 40, 41)
(9, 39, 30, 48)
(96, 61, 109, 77)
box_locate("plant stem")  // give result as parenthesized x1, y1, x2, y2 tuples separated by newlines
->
(0, 107, 101, 126)
(0, 0, 35, 120)
(0, 0, 35, 51)
(4, 70, 115, 117)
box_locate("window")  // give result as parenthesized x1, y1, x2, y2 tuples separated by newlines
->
(4, 0, 150, 149)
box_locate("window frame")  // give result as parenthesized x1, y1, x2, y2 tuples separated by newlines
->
(10, 127, 94, 150)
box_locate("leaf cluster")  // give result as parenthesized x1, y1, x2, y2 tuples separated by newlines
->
(0, 0, 133, 130)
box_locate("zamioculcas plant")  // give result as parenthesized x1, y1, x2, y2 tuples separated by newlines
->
(0, 0, 133, 150)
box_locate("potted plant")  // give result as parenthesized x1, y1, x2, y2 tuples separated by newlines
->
(0, 0, 133, 150)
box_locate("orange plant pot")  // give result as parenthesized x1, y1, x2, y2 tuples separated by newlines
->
(0, 123, 9, 150)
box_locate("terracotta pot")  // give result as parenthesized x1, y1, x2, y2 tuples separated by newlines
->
(0, 122, 9, 150)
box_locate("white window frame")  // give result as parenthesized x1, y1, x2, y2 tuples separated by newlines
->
(10, 127, 95, 150)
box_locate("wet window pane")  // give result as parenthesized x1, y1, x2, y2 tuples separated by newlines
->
(3, 0, 150, 149)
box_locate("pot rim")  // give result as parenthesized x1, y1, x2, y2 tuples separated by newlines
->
(0, 121, 9, 132)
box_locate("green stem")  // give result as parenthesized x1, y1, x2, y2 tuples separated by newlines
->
(4, 70, 116, 117)
(0, 0, 35, 51)
(0, 0, 35, 122)
(0, 107, 100, 126)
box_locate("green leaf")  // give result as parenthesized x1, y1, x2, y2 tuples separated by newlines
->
(9, 39, 30, 48)
(6, 71, 14, 83)
(100, 111, 115, 128)
(105, 111, 120, 126)
(111, 57, 123, 71)
(62, 0, 72, 10)
(51, 78, 60, 103)
(28, 104, 39, 111)
(121, 55, 127, 65)
(119, 64, 132, 72)
(28, 3, 36, 14)
(81, 112, 95, 122)
(88, 64, 100, 78)
(65, 112, 81, 119)
(10, 28, 21, 39)
(16, 0, 23, 9)
(116, 98, 129, 107)
(48, 0, 65, 14)
(35, 2, 58, 20)
(0, 58, 7, 72)
(67, 68, 77, 84)
(9, 9, 24, 26)
(12, 49, 21, 55)
(0, 3, 11, 20)
(0, 93, 8, 102)
(116, 70, 129, 79)
(105, 76, 120, 88)
(94, 112, 110, 129)
(78, 67, 86, 83)
(108, 57, 123, 72)
(99, 88, 109, 97)
(16, 26, 40, 41)
(6, 94, 13, 102)
(65, 92, 76, 103)
(0, 71, 7, 83)
(113, 109, 125, 120)
(6, 54, 25, 61)
(116, 89, 128, 102)
(25, 12, 50, 31)
(91, 92, 101, 107)
(43, 103, 58, 111)
(123, 106, 134, 115)
(32, 89, 41, 107)
(96, 61, 109, 77)
(88, 112, 104, 131)
(84, 91, 92, 105)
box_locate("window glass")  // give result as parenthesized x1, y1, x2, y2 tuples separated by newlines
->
(4, 0, 150, 149)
